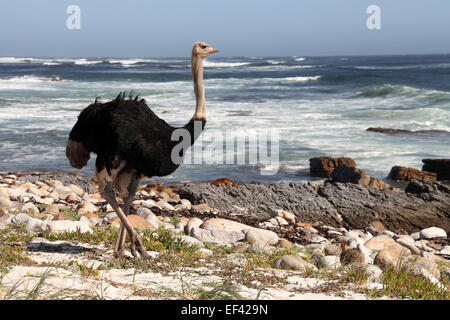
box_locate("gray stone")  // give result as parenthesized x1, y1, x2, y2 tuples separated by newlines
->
(396, 238, 420, 255)
(11, 213, 31, 225)
(318, 255, 341, 270)
(439, 245, 450, 257)
(104, 212, 118, 221)
(173, 235, 203, 247)
(364, 265, 383, 283)
(419, 227, 447, 239)
(136, 207, 161, 228)
(225, 253, 247, 266)
(185, 217, 203, 234)
(273, 255, 317, 272)
(26, 218, 43, 233)
(190, 227, 245, 246)
(0, 196, 13, 208)
(245, 228, 279, 246)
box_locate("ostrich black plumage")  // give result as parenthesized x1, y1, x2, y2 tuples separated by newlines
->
(66, 42, 219, 259)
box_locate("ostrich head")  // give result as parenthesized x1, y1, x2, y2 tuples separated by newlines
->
(192, 41, 219, 59)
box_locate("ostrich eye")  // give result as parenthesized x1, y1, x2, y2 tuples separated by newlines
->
(201, 45, 207, 49)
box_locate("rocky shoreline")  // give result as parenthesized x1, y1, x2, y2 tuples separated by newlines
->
(0, 170, 449, 300)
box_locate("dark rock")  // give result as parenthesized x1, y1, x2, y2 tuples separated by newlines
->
(331, 165, 395, 191)
(331, 165, 370, 185)
(309, 157, 356, 178)
(422, 159, 450, 181)
(388, 166, 437, 183)
(179, 180, 450, 234)
(367, 127, 450, 136)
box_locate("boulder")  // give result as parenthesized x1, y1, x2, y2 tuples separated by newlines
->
(364, 235, 397, 251)
(190, 227, 245, 246)
(388, 166, 437, 182)
(245, 228, 279, 246)
(422, 159, 450, 181)
(111, 215, 157, 230)
(309, 157, 356, 178)
(332, 165, 395, 191)
(374, 244, 411, 268)
(201, 218, 250, 233)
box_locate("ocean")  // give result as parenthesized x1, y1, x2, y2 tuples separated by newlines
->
(0, 54, 449, 184)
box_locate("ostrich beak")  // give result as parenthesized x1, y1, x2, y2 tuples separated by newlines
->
(209, 47, 220, 54)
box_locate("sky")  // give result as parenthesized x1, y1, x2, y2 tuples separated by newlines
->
(0, 0, 449, 57)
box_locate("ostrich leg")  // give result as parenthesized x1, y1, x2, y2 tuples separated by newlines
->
(114, 173, 142, 259)
(101, 182, 150, 259)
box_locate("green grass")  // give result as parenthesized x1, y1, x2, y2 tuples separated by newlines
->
(370, 267, 449, 300)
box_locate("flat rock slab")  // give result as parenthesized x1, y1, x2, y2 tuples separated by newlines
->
(179, 180, 450, 234)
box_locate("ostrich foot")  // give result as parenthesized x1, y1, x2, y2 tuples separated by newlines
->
(129, 230, 150, 259)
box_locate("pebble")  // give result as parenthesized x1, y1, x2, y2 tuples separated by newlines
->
(26, 217, 44, 233)
(419, 227, 447, 239)
(65, 193, 79, 203)
(231, 243, 249, 253)
(156, 201, 175, 211)
(225, 253, 247, 266)
(136, 207, 161, 228)
(69, 184, 84, 197)
(17, 203, 40, 215)
(78, 201, 98, 215)
(173, 235, 204, 247)
(377, 230, 397, 238)
(396, 238, 420, 255)
(192, 203, 214, 213)
(278, 239, 293, 249)
(318, 255, 341, 270)
(439, 245, 450, 257)
(184, 217, 203, 234)
(273, 255, 317, 272)
(190, 227, 245, 246)
(0, 196, 13, 208)
(364, 265, 383, 283)
(270, 209, 296, 224)
(11, 213, 31, 225)
(245, 228, 279, 246)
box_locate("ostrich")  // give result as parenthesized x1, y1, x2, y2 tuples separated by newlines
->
(66, 41, 219, 259)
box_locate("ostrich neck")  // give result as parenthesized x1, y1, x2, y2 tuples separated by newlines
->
(191, 55, 206, 121)
(178, 54, 207, 147)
